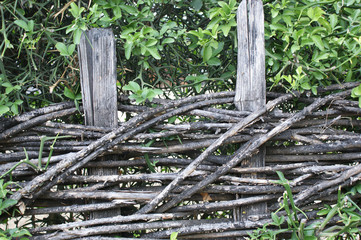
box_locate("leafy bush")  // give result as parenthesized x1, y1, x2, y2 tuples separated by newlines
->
(1, 0, 360, 116)
(249, 172, 361, 240)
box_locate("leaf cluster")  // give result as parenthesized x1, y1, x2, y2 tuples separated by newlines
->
(0, 0, 360, 113)
(249, 172, 361, 240)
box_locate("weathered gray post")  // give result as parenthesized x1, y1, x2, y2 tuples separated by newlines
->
(234, 0, 266, 220)
(78, 28, 120, 218)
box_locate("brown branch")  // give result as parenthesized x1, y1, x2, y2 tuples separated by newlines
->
(137, 92, 297, 214)
(154, 90, 350, 213)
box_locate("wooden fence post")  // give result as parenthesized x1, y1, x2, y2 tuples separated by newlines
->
(78, 28, 120, 218)
(234, 0, 267, 220)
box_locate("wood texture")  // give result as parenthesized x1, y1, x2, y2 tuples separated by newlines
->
(234, 0, 266, 111)
(235, 0, 267, 220)
(78, 28, 119, 218)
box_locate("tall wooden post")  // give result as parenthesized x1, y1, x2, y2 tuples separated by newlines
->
(78, 28, 120, 218)
(234, 0, 267, 220)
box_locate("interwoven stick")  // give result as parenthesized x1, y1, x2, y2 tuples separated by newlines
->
(154, 90, 350, 213)
(8, 93, 234, 208)
(0, 108, 79, 140)
(137, 92, 296, 214)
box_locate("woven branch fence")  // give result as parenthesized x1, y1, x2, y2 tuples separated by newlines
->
(1, 1, 361, 239)
(1, 83, 361, 240)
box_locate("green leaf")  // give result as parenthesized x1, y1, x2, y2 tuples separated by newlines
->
(271, 212, 280, 225)
(1, 199, 17, 211)
(194, 83, 202, 93)
(329, 14, 338, 30)
(307, 7, 325, 22)
(270, 23, 288, 32)
(351, 84, 361, 97)
(168, 116, 177, 124)
(64, 87, 75, 99)
(207, 57, 221, 66)
(170, 232, 179, 240)
(124, 41, 133, 60)
(120, 5, 138, 15)
(191, 0, 203, 11)
(146, 39, 158, 47)
(113, 7, 122, 19)
(162, 38, 175, 44)
(147, 47, 161, 60)
(203, 45, 213, 62)
(10, 229, 31, 238)
(301, 82, 311, 90)
(123, 81, 140, 92)
(14, 20, 29, 31)
(152, 89, 163, 95)
(129, 94, 144, 104)
(2, 82, 12, 88)
(355, 85, 361, 96)
(28, 20, 34, 32)
(10, 104, 19, 115)
(68, 44, 76, 56)
(69, 3, 83, 18)
(55, 42, 69, 56)
(318, 17, 331, 33)
(311, 86, 318, 95)
(220, 23, 231, 37)
(0, 105, 10, 115)
(73, 28, 83, 45)
(311, 35, 324, 51)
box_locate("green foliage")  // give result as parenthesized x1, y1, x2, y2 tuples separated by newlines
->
(249, 172, 361, 240)
(351, 84, 361, 107)
(123, 81, 163, 104)
(1, 0, 360, 115)
(1, 134, 69, 178)
(265, 0, 361, 93)
(0, 180, 31, 240)
(0, 75, 23, 116)
(170, 231, 179, 240)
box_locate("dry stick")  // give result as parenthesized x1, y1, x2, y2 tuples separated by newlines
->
(179, 230, 253, 239)
(137, 92, 295, 214)
(155, 90, 350, 213)
(7, 93, 222, 203)
(168, 194, 278, 213)
(267, 139, 361, 155)
(143, 209, 323, 239)
(32, 126, 105, 138)
(142, 219, 269, 239)
(43, 121, 111, 132)
(266, 152, 361, 163)
(188, 109, 242, 122)
(11, 96, 234, 206)
(32, 219, 230, 240)
(0, 108, 79, 140)
(294, 163, 361, 205)
(112, 134, 253, 154)
(154, 122, 234, 131)
(31, 212, 190, 233)
(40, 190, 157, 201)
(0, 101, 75, 131)
(299, 173, 361, 206)
(25, 201, 125, 215)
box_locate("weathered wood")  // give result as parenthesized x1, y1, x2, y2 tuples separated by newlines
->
(234, 0, 267, 220)
(8, 93, 238, 208)
(234, 0, 265, 111)
(78, 28, 119, 218)
(137, 93, 294, 214)
(152, 90, 350, 214)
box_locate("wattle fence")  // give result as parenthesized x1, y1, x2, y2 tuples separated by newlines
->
(1, 0, 361, 239)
